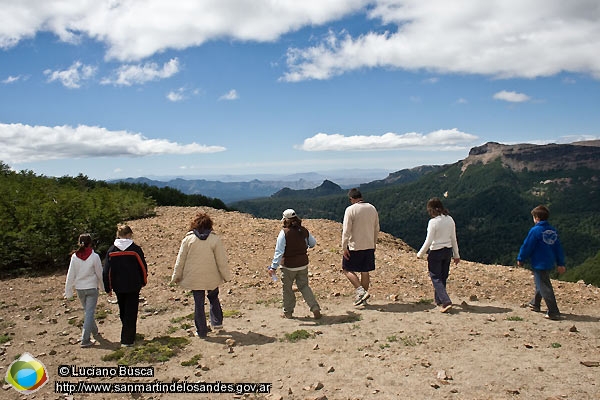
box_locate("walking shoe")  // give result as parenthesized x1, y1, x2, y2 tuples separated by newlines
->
(354, 290, 370, 306)
(121, 343, 133, 348)
(527, 303, 541, 312)
(211, 324, 223, 331)
(544, 313, 561, 321)
(80, 340, 95, 348)
(282, 312, 293, 319)
(440, 303, 453, 313)
(312, 309, 322, 319)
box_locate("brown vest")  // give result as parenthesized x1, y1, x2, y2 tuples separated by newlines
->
(281, 226, 309, 268)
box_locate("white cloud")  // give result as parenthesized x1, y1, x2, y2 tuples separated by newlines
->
(282, 1, 600, 81)
(44, 61, 96, 89)
(167, 87, 201, 102)
(555, 135, 600, 144)
(167, 90, 185, 102)
(0, 1, 368, 61)
(296, 128, 478, 151)
(2, 75, 23, 84)
(493, 90, 531, 103)
(0, 122, 226, 163)
(101, 58, 180, 86)
(4, 2, 597, 82)
(456, 98, 468, 104)
(219, 89, 239, 101)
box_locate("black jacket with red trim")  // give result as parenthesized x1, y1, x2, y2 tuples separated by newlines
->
(103, 242, 148, 293)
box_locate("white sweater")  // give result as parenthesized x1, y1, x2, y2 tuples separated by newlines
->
(417, 215, 460, 259)
(342, 201, 380, 251)
(64, 251, 104, 298)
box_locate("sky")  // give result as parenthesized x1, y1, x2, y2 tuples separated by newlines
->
(1, 0, 599, 181)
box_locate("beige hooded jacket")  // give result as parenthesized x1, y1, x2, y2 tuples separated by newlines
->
(171, 231, 231, 290)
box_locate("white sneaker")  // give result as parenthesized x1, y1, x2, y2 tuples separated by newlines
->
(354, 290, 370, 306)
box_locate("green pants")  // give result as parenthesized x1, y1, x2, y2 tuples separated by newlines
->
(280, 266, 320, 315)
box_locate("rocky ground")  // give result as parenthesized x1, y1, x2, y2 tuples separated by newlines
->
(1, 206, 599, 400)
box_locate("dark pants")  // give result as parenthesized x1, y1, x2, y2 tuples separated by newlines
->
(427, 247, 452, 306)
(192, 288, 223, 337)
(531, 269, 560, 316)
(116, 291, 140, 345)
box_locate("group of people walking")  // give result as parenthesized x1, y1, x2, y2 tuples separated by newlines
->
(64, 188, 566, 347)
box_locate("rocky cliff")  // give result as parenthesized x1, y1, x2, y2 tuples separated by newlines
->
(462, 140, 600, 172)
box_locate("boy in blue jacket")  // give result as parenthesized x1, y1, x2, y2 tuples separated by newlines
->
(517, 205, 566, 320)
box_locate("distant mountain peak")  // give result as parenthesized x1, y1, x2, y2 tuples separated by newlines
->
(271, 179, 344, 198)
(463, 141, 600, 172)
(319, 179, 342, 190)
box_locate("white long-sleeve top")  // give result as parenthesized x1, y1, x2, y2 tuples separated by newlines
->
(417, 215, 460, 259)
(64, 251, 104, 298)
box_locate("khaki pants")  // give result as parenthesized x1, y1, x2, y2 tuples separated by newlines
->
(280, 266, 320, 315)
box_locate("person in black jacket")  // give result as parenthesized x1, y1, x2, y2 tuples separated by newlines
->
(103, 224, 148, 347)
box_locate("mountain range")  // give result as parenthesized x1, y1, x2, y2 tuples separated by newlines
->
(113, 169, 390, 203)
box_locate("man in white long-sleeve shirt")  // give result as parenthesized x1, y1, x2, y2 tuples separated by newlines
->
(341, 188, 379, 307)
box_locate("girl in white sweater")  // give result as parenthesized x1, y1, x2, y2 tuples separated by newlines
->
(417, 198, 460, 313)
(65, 234, 104, 347)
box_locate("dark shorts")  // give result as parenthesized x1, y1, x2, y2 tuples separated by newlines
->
(342, 249, 375, 272)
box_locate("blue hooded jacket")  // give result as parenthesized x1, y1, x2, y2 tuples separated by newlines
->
(517, 220, 565, 270)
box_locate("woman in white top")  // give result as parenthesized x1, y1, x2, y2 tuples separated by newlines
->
(65, 233, 104, 347)
(417, 198, 460, 313)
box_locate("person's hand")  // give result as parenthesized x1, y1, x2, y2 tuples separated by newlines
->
(453, 258, 460, 265)
(557, 266, 566, 275)
(343, 248, 350, 260)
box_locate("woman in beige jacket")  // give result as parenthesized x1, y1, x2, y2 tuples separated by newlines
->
(171, 212, 231, 337)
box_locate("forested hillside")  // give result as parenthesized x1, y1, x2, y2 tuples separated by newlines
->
(0, 162, 229, 276)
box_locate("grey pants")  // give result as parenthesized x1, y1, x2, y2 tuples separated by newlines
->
(531, 269, 560, 316)
(77, 288, 99, 344)
(280, 267, 320, 314)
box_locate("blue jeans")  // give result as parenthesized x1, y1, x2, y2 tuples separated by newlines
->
(531, 269, 560, 316)
(76, 288, 99, 344)
(192, 288, 223, 337)
(427, 248, 452, 306)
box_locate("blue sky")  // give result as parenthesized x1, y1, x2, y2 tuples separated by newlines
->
(1, 0, 599, 181)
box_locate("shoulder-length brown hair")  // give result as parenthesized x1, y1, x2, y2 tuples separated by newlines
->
(426, 197, 449, 217)
(190, 212, 213, 231)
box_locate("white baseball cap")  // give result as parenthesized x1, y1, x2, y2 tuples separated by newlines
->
(281, 209, 297, 221)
